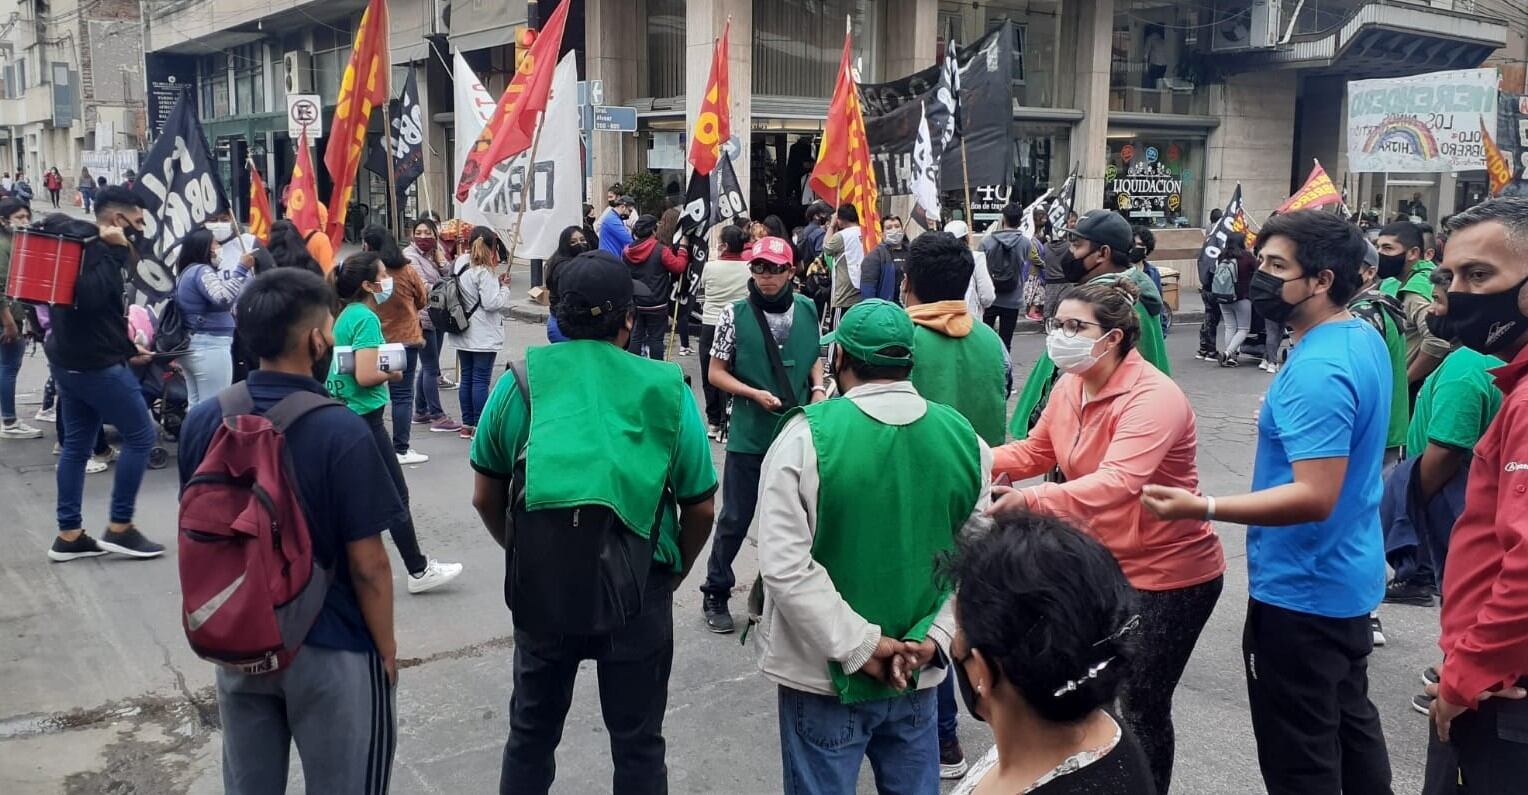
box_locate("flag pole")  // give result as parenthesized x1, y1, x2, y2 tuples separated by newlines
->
(382, 99, 402, 234)
(960, 140, 974, 245)
(505, 110, 547, 272)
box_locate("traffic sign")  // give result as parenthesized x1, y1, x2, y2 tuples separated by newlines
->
(580, 105, 637, 133)
(287, 94, 321, 142)
(578, 79, 605, 106)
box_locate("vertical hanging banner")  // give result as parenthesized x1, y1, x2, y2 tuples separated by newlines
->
(130, 95, 231, 301)
(324, 0, 390, 243)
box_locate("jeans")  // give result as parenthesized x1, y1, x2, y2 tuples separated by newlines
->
(698, 324, 724, 428)
(501, 573, 674, 795)
(52, 363, 156, 530)
(1264, 319, 1285, 364)
(777, 685, 937, 795)
(81, 188, 94, 213)
(360, 408, 428, 576)
(628, 310, 669, 360)
(702, 452, 764, 600)
(982, 306, 1019, 352)
(458, 350, 496, 427)
(936, 677, 958, 743)
(1198, 289, 1223, 354)
(415, 328, 444, 418)
(182, 332, 234, 407)
(1221, 299, 1253, 358)
(0, 337, 24, 421)
(386, 346, 421, 454)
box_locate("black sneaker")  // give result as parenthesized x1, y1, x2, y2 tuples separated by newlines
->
(97, 526, 165, 559)
(939, 737, 968, 779)
(48, 532, 108, 562)
(1412, 693, 1435, 716)
(1370, 614, 1386, 647)
(702, 594, 734, 634)
(1384, 577, 1436, 606)
(1422, 666, 1441, 687)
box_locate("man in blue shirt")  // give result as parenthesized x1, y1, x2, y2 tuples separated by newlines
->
(597, 195, 636, 258)
(1143, 210, 1392, 795)
(178, 270, 404, 794)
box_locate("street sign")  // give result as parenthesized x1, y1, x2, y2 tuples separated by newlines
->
(578, 79, 604, 106)
(287, 94, 322, 142)
(580, 105, 637, 132)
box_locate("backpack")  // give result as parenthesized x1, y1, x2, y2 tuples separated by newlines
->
(427, 261, 480, 334)
(501, 360, 658, 635)
(986, 241, 1024, 293)
(1351, 292, 1405, 340)
(1210, 256, 1239, 304)
(153, 297, 191, 355)
(178, 385, 338, 675)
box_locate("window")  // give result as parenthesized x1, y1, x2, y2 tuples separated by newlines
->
(313, 16, 358, 101)
(200, 53, 230, 118)
(754, 0, 876, 98)
(1104, 133, 1205, 229)
(233, 44, 265, 115)
(1110, 1, 1211, 115)
(646, 0, 684, 98)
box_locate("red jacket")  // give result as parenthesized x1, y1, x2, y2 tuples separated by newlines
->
(1440, 343, 1528, 708)
(623, 237, 689, 311)
(623, 237, 688, 275)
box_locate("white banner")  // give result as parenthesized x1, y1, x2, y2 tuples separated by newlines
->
(454, 52, 580, 259)
(1347, 68, 1498, 173)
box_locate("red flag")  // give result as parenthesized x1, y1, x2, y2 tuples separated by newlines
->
(324, 0, 390, 244)
(455, 0, 571, 201)
(1484, 120, 1513, 197)
(287, 135, 323, 237)
(247, 159, 273, 244)
(688, 20, 731, 176)
(1276, 161, 1342, 214)
(808, 25, 882, 250)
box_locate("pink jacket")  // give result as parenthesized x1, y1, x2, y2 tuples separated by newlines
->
(993, 349, 1225, 591)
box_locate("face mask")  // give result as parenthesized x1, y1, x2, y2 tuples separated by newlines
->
(1129, 246, 1147, 264)
(1060, 248, 1092, 284)
(883, 229, 905, 246)
(1047, 329, 1106, 374)
(953, 655, 986, 723)
(207, 222, 233, 241)
(117, 215, 142, 243)
(1376, 252, 1407, 281)
(1425, 308, 1457, 343)
(1249, 269, 1312, 326)
(1442, 277, 1528, 354)
(413, 236, 436, 254)
(375, 277, 395, 304)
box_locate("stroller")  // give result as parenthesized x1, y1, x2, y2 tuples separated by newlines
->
(127, 305, 188, 469)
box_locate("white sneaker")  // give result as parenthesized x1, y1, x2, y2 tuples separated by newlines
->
(0, 420, 43, 440)
(396, 449, 430, 465)
(407, 559, 463, 594)
(33, 407, 56, 423)
(85, 457, 109, 475)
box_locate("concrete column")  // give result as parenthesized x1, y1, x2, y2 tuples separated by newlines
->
(586, 0, 644, 198)
(1062, 0, 1113, 211)
(881, 0, 938, 81)
(1205, 71, 1297, 222)
(686, 0, 752, 201)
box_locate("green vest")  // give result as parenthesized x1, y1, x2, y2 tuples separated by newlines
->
(909, 324, 1008, 445)
(1351, 293, 1410, 449)
(727, 294, 821, 454)
(524, 341, 686, 539)
(1380, 260, 1436, 301)
(801, 395, 982, 704)
(1009, 301, 1167, 439)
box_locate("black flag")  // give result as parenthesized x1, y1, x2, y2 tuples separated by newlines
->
(1197, 184, 1247, 280)
(130, 94, 231, 302)
(365, 69, 426, 200)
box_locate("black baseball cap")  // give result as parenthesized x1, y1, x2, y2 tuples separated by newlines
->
(1064, 209, 1133, 254)
(556, 251, 651, 317)
(615, 195, 638, 208)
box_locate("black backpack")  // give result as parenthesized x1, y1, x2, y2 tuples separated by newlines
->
(986, 240, 1024, 293)
(501, 361, 659, 635)
(154, 297, 191, 355)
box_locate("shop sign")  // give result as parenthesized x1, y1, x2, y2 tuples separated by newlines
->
(1110, 160, 1181, 220)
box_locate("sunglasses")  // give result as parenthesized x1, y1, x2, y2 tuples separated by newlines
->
(750, 261, 791, 275)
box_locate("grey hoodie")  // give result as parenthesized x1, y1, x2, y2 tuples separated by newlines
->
(979, 229, 1043, 310)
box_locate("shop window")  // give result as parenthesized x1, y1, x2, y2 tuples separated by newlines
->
(1104, 135, 1204, 229)
(754, 0, 876, 98)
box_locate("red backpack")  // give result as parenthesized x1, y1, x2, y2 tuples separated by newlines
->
(178, 385, 337, 675)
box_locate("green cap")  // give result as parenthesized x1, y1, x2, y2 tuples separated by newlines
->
(821, 299, 916, 367)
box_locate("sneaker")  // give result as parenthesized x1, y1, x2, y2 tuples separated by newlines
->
(84, 457, 109, 475)
(1370, 613, 1386, 647)
(707, 424, 723, 442)
(34, 407, 56, 423)
(412, 413, 434, 425)
(679, 346, 693, 357)
(1422, 666, 1441, 687)
(1384, 577, 1435, 607)
(939, 737, 968, 779)
(703, 594, 734, 634)
(438, 376, 458, 390)
(97, 526, 166, 559)
(458, 425, 475, 440)
(396, 449, 430, 465)
(1026, 310, 1044, 322)
(1412, 693, 1435, 716)
(1195, 350, 1214, 361)
(429, 416, 463, 433)
(48, 532, 109, 562)
(1219, 354, 1239, 368)
(0, 420, 43, 439)
(407, 559, 463, 594)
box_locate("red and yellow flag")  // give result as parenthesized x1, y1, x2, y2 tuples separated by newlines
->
(455, 0, 571, 201)
(247, 159, 273, 244)
(1484, 120, 1513, 197)
(287, 135, 323, 237)
(1277, 160, 1342, 214)
(688, 20, 730, 177)
(808, 26, 881, 250)
(324, 0, 390, 244)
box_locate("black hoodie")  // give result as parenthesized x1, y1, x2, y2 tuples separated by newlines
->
(41, 216, 137, 371)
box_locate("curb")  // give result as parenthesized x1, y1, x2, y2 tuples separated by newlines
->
(509, 302, 1206, 330)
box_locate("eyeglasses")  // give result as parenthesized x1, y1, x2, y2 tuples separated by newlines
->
(749, 261, 791, 275)
(1045, 317, 1104, 338)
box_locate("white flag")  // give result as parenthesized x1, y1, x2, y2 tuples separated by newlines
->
(1018, 188, 1053, 239)
(454, 52, 581, 259)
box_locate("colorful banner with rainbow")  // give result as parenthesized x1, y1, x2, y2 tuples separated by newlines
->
(1347, 68, 1497, 173)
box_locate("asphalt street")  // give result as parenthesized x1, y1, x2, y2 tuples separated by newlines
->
(0, 312, 1445, 794)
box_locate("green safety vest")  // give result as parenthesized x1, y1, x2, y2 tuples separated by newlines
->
(800, 395, 982, 704)
(726, 294, 821, 455)
(909, 324, 1008, 446)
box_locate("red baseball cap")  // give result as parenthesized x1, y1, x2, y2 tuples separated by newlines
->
(748, 236, 793, 267)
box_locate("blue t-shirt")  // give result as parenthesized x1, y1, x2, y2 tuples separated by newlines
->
(1249, 318, 1389, 618)
(178, 371, 408, 652)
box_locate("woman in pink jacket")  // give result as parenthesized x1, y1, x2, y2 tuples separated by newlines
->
(990, 279, 1225, 795)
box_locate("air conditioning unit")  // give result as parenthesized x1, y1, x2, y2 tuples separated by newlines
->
(1212, 0, 1281, 52)
(283, 51, 313, 94)
(1248, 0, 1281, 49)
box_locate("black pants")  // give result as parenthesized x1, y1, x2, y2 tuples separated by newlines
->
(48, 188, 60, 207)
(698, 324, 725, 428)
(701, 451, 764, 601)
(1119, 575, 1223, 795)
(628, 309, 669, 360)
(983, 306, 1019, 352)
(1243, 598, 1392, 795)
(1198, 289, 1223, 355)
(1425, 694, 1528, 794)
(360, 408, 428, 575)
(501, 574, 674, 795)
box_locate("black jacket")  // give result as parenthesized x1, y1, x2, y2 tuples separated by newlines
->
(42, 218, 138, 371)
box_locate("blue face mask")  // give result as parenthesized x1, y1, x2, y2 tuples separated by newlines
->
(375, 277, 395, 304)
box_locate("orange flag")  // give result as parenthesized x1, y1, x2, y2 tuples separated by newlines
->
(287, 135, 323, 237)
(688, 20, 730, 177)
(247, 159, 273, 244)
(324, 0, 390, 244)
(1277, 160, 1342, 214)
(455, 0, 571, 201)
(808, 25, 882, 250)
(1484, 120, 1513, 197)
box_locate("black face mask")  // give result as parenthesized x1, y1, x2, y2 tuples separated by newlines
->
(1249, 269, 1314, 326)
(310, 335, 334, 385)
(1425, 307, 1458, 344)
(1060, 248, 1093, 284)
(1376, 252, 1407, 281)
(1129, 246, 1147, 264)
(1442, 277, 1528, 355)
(952, 652, 986, 723)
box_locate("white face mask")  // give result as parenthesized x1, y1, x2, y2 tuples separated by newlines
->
(1046, 329, 1107, 375)
(207, 222, 233, 241)
(884, 229, 905, 245)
